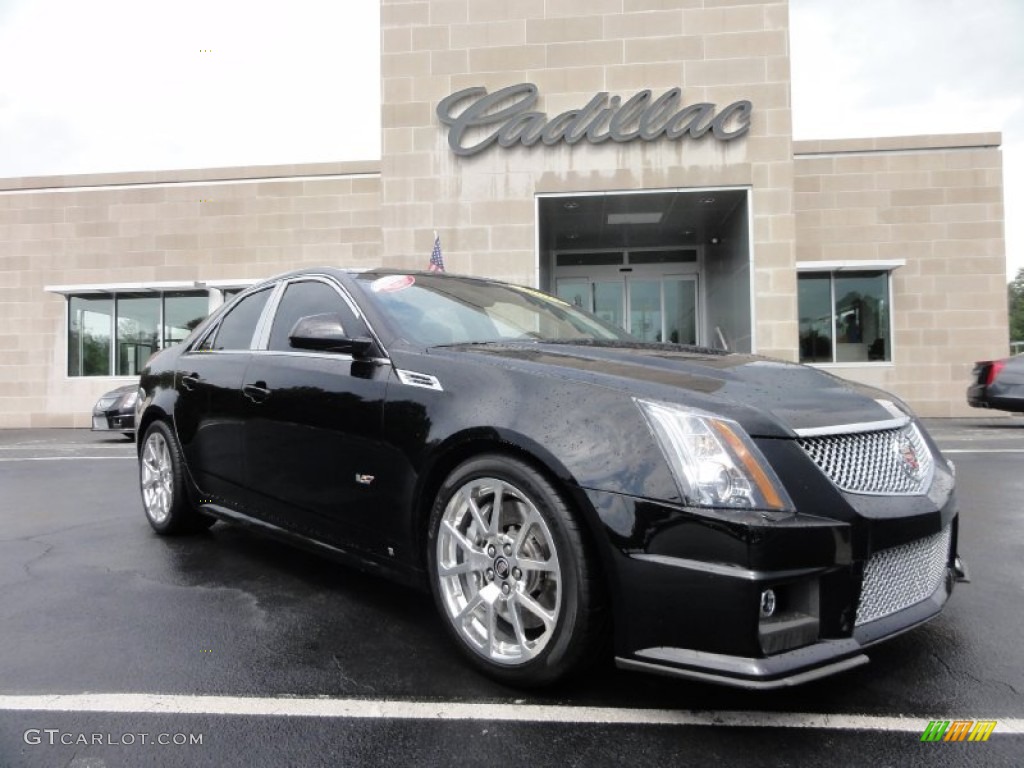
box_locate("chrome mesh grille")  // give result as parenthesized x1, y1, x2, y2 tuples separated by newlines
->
(856, 526, 951, 626)
(797, 423, 934, 495)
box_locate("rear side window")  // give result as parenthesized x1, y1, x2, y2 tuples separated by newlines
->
(268, 280, 361, 352)
(208, 288, 272, 350)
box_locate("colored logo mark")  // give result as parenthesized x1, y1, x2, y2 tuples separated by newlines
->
(920, 720, 997, 742)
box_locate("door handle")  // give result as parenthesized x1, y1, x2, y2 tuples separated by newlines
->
(242, 382, 271, 404)
(181, 372, 201, 391)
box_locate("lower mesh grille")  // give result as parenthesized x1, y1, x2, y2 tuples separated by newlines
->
(855, 526, 951, 626)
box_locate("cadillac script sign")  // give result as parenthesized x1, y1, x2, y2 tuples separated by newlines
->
(436, 83, 752, 157)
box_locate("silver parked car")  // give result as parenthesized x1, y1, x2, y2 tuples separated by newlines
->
(92, 384, 138, 438)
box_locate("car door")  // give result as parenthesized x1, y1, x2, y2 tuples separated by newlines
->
(242, 277, 393, 553)
(174, 286, 274, 503)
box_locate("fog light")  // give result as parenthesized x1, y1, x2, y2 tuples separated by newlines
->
(758, 580, 820, 655)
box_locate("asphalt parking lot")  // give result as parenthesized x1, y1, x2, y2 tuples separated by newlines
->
(1, 420, 1022, 767)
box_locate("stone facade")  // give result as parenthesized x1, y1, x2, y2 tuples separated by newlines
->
(0, 0, 1009, 426)
(380, 0, 798, 359)
(794, 134, 1007, 416)
(0, 163, 381, 427)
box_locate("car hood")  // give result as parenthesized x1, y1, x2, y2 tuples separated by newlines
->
(433, 341, 906, 438)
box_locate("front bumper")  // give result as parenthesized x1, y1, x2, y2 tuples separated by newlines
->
(615, 564, 954, 690)
(585, 481, 960, 689)
(91, 407, 135, 432)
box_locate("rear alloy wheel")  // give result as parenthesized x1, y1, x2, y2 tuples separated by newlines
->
(428, 455, 605, 687)
(139, 421, 214, 535)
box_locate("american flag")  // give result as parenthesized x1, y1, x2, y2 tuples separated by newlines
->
(429, 232, 445, 272)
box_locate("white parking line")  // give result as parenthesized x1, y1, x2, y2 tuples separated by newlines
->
(0, 694, 1021, 734)
(941, 449, 1024, 454)
(0, 456, 134, 463)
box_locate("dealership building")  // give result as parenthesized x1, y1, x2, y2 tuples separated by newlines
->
(0, 0, 1009, 428)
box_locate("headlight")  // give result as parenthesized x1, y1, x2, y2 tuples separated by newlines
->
(134, 388, 145, 421)
(122, 390, 139, 408)
(635, 399, 794, 512)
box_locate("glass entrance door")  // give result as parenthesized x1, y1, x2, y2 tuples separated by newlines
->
(556, 275, 698, 344)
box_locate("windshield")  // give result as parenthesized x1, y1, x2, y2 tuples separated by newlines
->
(355, 273, 632, 347)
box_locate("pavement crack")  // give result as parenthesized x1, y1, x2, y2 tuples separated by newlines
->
(22, 540, 56, 579)
(0, 518, 120, 544)
(929, 648, 1021, 697)
(332, 654, 377, 694)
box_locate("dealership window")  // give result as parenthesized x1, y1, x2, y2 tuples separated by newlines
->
(67, 291, 209, 376)
(798, 270, 892, 364)
(68, 296, 113, 376)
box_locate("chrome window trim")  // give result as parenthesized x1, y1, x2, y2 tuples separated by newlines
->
(247, 349, 391, 366)
(181, 349, 260, 357)
(253, 281, 287, 350)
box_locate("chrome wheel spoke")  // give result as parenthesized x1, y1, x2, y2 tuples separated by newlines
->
(464, 491, 491, 536)
(517, 556, 557, 574)
(507, 594, 531, 656)
(439, 560, 474, 577)
(485, 601, 498, 656)
(442, 520, 481, 558)
(512, 507, 540, 554)
(517, 591, 556, 632)
(489, 482, 505, 534)
(455, 591, 485, 624)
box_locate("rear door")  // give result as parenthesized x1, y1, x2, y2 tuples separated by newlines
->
(242, 277, 393, 553)
(174, 286, 274, 502)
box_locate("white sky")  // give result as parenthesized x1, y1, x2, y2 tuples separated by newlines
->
(0, 0, 1020, 278)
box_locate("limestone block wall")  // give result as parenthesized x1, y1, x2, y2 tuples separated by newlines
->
(0, 162, 381, 427)
(380, 0, 799, 360)
(794, 134, 1007, 417)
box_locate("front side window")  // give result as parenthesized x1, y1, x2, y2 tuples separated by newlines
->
(798, 271, 892, 364)
(268, 280, 354, 352)
(209, 288, 272, 351)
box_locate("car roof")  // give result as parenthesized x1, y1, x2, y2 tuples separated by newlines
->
(247, 266, 514, 291)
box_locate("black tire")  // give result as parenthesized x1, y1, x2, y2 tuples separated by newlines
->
(138, 421, 215, 535)
(427, 454, 606, 687)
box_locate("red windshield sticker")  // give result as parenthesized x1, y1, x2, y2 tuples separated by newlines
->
(371, 275, 416, 293)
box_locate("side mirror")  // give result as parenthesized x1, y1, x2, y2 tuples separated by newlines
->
(289, 314, 375, 356)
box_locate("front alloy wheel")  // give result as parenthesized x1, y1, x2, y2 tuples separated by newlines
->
(428, 455, 605, 686)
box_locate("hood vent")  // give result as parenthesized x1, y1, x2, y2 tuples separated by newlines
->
(395, 369, 443, 391)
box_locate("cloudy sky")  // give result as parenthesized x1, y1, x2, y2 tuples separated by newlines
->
(0, 0, 1020, 277)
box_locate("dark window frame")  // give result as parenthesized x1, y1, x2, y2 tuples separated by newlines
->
(797, 270, 894, 365)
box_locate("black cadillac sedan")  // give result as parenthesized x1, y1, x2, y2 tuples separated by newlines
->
(136, 268, 965, 689)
